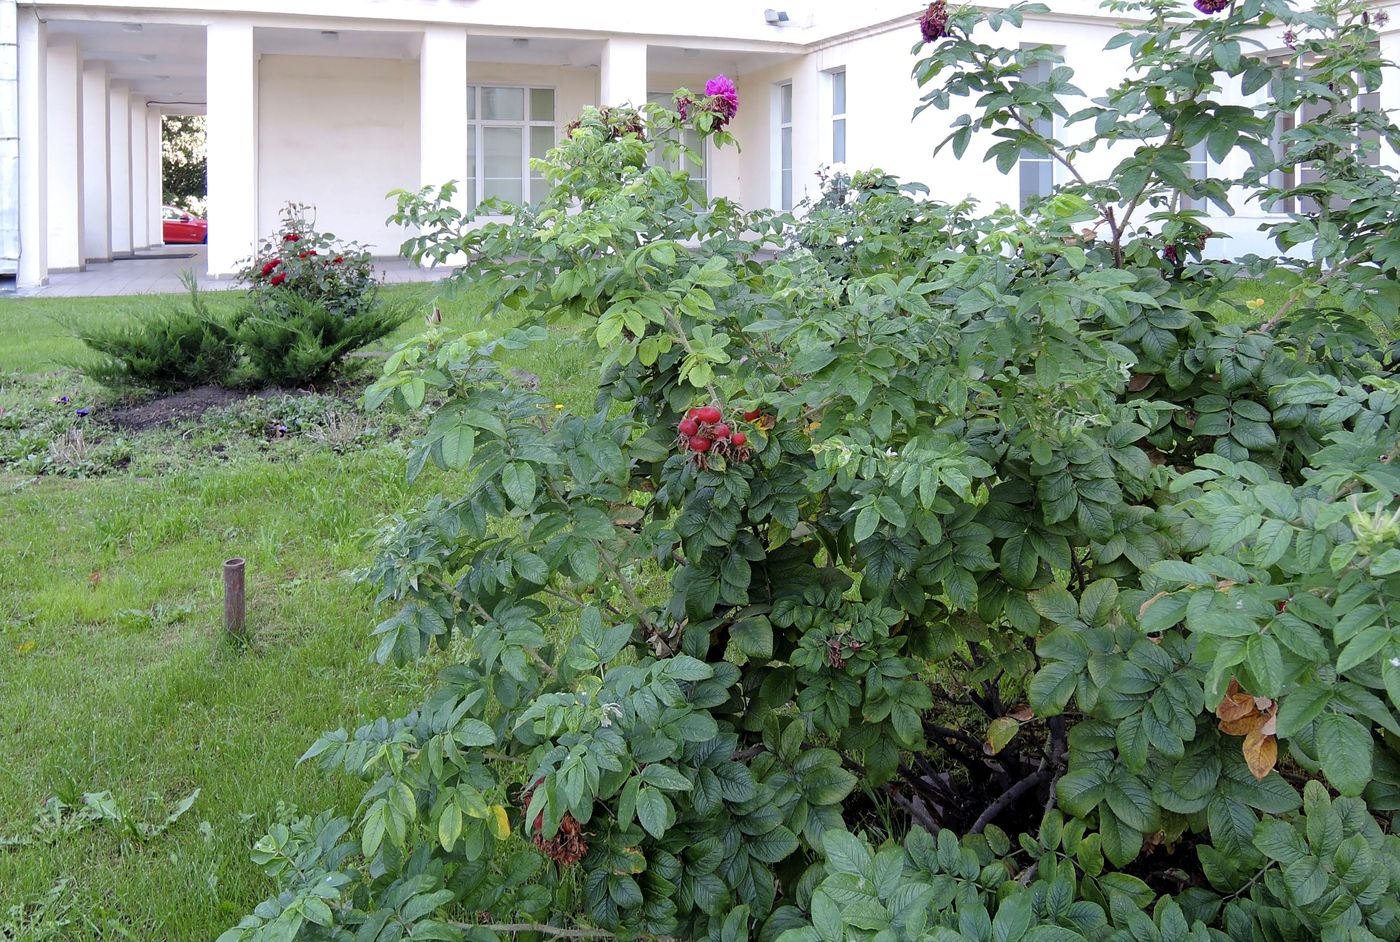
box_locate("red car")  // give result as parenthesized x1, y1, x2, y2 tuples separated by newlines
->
(162, 205, 208, 244)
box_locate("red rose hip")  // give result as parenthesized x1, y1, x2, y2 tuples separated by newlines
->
(696, 406, 722, 424)
(731, 432, 747, 446)
(743, 409, 762, 421)
(689, 436, 711, 453)
(678, 418, 699, 437)
(712, 423, 731, 440)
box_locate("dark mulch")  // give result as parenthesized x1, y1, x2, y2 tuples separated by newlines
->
(102, 385, 295, 432)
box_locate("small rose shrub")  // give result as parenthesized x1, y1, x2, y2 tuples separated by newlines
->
(239, 204, 378, 318)
(224, 4, 1400, 942)
(234, 204, 410, 387)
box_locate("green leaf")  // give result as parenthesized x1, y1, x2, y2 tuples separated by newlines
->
(635, 786, 670, 838)
(1148, 560, 1212, 585)
(1316, 713, 1373, 797)
(749, 825, 799, 864)
(1030, 584, 1078, 625)
(732, 616, 774, 660)
(822, 829, 872, 877)
(455, 720, 496, 747)
(502, 462, 537, 508)
(999, 534, 1040, 590)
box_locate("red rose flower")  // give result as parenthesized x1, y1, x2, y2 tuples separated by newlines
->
(283, 233, 300, 243)
(271, 272, 287, 286)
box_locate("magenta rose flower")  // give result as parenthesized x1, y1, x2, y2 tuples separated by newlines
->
(1194, 0, 1228, 13)
(703, 74, 739, 129)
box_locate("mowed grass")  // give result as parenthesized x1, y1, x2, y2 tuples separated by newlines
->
(0, 281, 600, 938)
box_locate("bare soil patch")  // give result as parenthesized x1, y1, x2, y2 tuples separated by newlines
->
(102, 386, 297, 432)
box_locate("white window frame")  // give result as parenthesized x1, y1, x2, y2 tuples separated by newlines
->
(828, 68, 847, 165)
(777, 81, 794, 211)
(464, 84, 557, 213)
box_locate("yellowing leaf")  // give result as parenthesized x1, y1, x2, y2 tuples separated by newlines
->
(16, 641, 36, 654)
(489, 804, 511, 840)
(985, 716, 1020, 755)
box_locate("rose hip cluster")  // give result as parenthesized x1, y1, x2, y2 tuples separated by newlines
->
(677, 404, 755, 466)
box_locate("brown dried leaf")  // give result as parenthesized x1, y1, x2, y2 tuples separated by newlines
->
(1216, 679, 1258, 723)
(1007, 704, 1035, 722)
(1243, 728, 1278, 781)
(1220, 712, 1268, 736)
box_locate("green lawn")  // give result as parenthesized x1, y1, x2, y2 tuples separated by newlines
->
(0, 282, 598, 938)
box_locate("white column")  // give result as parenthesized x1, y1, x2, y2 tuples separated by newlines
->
(420, 26, 468, 209)
(17, 8, 48, 288)
(108, 82, 132, 255)
(130, 101, 149, 248)
(206, 23, 257, 275)
(599, 38, 647, 107)
(788, 57, 822, 212)
(1381, 31, 1400, 165)
(46, 40, 84, 270)
(147, 109, 163, 244)
(81, 62, 111, 262)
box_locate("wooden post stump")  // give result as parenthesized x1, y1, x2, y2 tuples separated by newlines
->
(224, 557, 246, 643)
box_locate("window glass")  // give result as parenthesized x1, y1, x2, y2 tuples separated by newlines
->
(481, 86, 524, 121)
(830, 70, 847, 164)
(530, 87, 555, 123)
(779, 82, 795, 210)
(483, 126, 524, 203)
(1017, 51, 1057, 208)
(1181, 140, 1208, 210)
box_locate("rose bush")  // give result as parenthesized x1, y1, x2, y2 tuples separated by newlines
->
(234, 204, 410, 387)
(223, 5, 1399, 941)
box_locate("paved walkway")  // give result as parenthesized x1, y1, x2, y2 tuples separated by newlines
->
(2, 245, 455, 298)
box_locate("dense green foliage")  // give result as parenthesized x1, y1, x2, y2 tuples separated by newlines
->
(224, 3, 1399, 941)
(70, 274, 240, 390)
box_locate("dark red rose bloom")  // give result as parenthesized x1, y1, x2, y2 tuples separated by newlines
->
(919, 0, 950, 42)
(1194, 0, 1228, 12)
(283, 233, 301, 243)
(271, 272, 287, 286)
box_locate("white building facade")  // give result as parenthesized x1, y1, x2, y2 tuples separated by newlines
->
(5, 0, 1400, 288)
